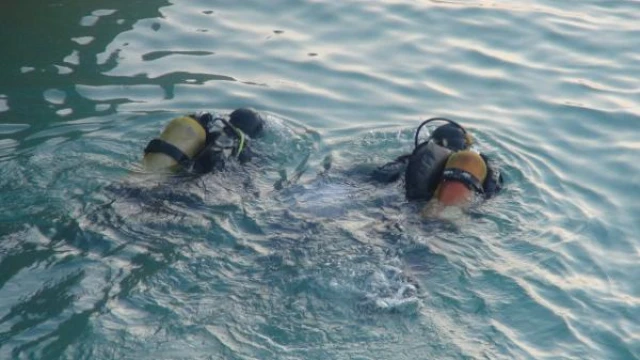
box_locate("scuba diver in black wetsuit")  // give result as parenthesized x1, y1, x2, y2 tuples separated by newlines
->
(98, 108, 265, 222)
(142, 108, 265, 174)
(371, 118, 503, 209)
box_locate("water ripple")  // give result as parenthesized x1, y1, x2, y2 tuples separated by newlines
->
(1, 0, 639, 359)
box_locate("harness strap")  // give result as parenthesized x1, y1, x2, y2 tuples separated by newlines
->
(144, 139, 192, 167)
(441, 168, 484, 194)
(233, 130, 245, 157)
(203, 114, 246, 158)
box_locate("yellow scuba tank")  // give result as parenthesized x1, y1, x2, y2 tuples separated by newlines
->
(142, 116, 207, 172)
(435, 150, 487, 206)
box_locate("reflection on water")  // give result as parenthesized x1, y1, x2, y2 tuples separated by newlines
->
(0, 0, 639, 359)
(0, 0, 171, 156)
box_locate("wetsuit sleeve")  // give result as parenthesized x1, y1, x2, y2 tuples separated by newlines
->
(192, 147, 225, 174)
(371, 154, 411, 183)
(480, 153, 503, 198)
(237, 145, 255, 164)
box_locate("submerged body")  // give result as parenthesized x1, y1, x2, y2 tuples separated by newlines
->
(106, 108, 266, 208)
(372, 118, 503, 216)
(273, 118, 504, 221)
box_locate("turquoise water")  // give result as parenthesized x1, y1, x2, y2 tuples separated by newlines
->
(1, 0, 639, 359)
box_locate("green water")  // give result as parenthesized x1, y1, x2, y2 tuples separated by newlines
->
(1, 0, 639, 359)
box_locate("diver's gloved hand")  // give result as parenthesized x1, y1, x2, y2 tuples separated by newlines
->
(480, 153, 503, 198)
(482, 168, 503, 198)
(371, 154, 411, 183)
(237, 146, 255, 164)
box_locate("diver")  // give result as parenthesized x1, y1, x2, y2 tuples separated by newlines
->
(371, 118, 503, 208)
(98, 108, 266, 222)
(142, 107, 265, 174)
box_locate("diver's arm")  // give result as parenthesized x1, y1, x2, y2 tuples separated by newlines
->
(192, 148, 225, 174)
(237, 144, 255, 164)
(480, 153, 503, 198)
(370, 154, 411, 183)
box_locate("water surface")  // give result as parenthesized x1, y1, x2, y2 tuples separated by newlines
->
(0, 0, 639, 359)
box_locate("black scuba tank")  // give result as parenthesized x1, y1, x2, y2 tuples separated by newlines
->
(404, 140, 452, 200)
(404, 117, 471, 200)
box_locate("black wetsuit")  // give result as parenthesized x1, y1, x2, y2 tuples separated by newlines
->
(190, 124, 253, 174)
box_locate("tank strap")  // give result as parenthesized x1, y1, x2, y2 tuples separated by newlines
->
(144, 139, 192, 167)
(197, 113, 247, 158)
(441, 168, 484, 194)
(231, 130, 245, 157)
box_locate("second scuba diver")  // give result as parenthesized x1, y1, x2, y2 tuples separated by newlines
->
(371, 118, 503, 213)
(142, 108, 265, 175)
